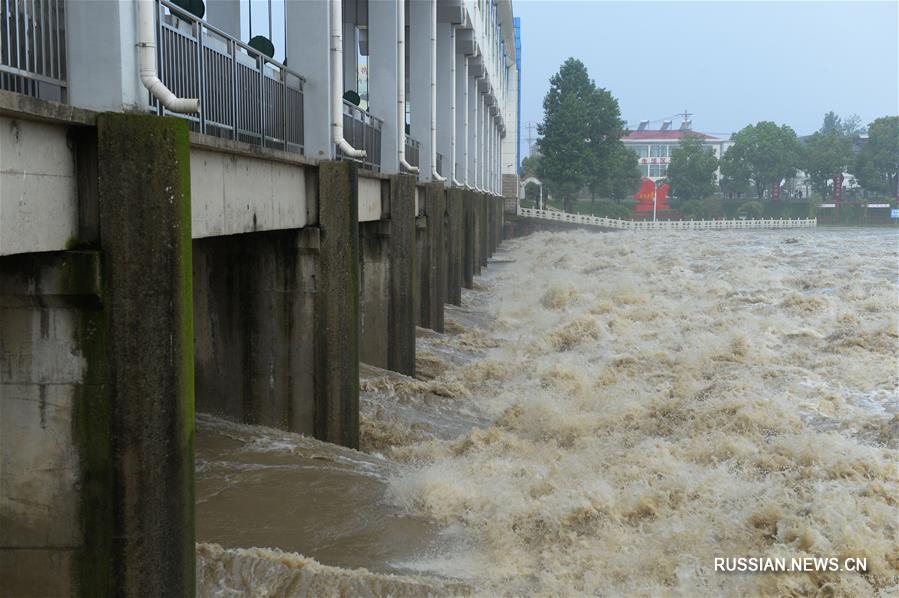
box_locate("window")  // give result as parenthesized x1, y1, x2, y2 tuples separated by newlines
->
(640, 164, 650, 177)
(632, 145, 648, 158)
(650, 144, 664, 157)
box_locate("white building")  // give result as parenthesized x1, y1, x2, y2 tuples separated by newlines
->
(622, 121, 733, 183)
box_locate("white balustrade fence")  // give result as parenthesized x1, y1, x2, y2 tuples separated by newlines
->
(517, 207, 817, 231)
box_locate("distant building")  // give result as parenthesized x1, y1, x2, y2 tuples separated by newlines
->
(622, 120, 733, 183)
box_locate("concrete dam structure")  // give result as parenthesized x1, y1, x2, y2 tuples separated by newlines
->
(0, 0, 520, 595)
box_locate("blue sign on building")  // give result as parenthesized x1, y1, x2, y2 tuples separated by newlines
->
(890, 209, 899, 219)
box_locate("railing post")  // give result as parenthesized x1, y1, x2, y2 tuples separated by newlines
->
(196, 18, 206, 135)
(231, 39, 238, 141)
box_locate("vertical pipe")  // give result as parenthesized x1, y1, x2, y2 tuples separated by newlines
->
(397, 0, 417, 172)
(429, 0, 444, 181)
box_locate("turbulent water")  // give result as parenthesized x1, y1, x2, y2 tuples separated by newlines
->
(197, 227, 898, 597)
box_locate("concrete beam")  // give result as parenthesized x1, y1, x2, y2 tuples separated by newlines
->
(314, 161, 360, 449)
(96, 113, 195, 597)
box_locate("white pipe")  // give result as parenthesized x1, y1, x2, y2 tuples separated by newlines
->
(473, 68, 483, 191)
(462, 54, 469, 187)
(398, 0, 419, 173)
(450, 26, 462, 187)
(430, 0, 445, 182)
(331, 0, 365, 158)
(137, 0, 199, 113)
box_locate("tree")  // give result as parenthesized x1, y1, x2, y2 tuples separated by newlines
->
(520, 153, 542, 179)
(584, 87, 628, 206)
(852, 116, 899, 198)
(666, 135, 719, 201)
(606, 144, 642, 202)
(802, 130, 852, 199)
(537, 58, 599, 211)
(721, 121, 802, 199)
(821, 111, 864, 136)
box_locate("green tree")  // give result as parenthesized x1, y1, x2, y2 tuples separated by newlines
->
(821, 111, 864, 136)
(737, 201, 764, 218)
(537, 58, 598, 211)
(666, 135, 719, 201)
(520, 153, 542, 179)
(852, 116, 899, 198)
(606, 144, 642, 202)
(802, 130, 852, 199)
(721, 121, 802, 199)
(584, 87, 628, 206)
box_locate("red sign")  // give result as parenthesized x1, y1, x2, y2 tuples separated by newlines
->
(834, 172, 844, 203)
(633, 178, 671, 212)
(772, 182, 780, 200)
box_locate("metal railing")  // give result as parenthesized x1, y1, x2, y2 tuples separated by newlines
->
(404, 136, 420, 172)
(436, 152, 444, 178)
(1, 0, 66, 102)
(153, 0, 304, 153)
(338, 100, 382, 171)
(517, 207, 817, 231)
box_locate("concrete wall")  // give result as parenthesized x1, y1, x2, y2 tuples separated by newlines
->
(190, 146, 312, 238)
(0, 117, 78, 256)
(0, 251, 105, 597)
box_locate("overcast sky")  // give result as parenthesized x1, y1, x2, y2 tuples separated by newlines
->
(515, 1, 898, 148)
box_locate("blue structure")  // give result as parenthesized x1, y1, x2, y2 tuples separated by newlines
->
(514, 16, 522, 175)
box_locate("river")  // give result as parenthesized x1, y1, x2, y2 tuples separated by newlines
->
(196, 227, 898, 597)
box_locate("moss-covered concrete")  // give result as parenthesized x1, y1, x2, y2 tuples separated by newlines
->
(445, 189, 464, 305)
(315, 161, 360, 449)
(419, 183, 447, 332)
(96, 113, 195, 597)
(387, 174, 417, 376)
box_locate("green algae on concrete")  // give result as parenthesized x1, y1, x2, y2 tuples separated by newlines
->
(315, 161, 361, 449)
(96, 113, 195, 598)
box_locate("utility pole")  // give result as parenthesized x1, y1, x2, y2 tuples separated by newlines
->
(524, 121, 538, 155)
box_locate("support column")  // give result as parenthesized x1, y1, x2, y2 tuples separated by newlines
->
(96, 114, 195, 597)
(369, 0, 400, 173)
(419, 182, 446, 331)
(480, 192, 489, 267)
(315, 161, 360, 448)
(388, 174, 417, 375)
(287, 0, 332, 160)
(409, 0, 432, 180)
(205, 0, 241, 38)
(445, 188, 464, 305)
(462, 190, 475, 288)
(436, 22, 453, 180)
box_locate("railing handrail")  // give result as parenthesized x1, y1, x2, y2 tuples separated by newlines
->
(517, 207, 817, 231)
(157, 0, 304, 85)
(342, 99, 384, 129)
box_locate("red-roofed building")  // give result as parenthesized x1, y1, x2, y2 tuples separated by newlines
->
(622, 121, 733, 183)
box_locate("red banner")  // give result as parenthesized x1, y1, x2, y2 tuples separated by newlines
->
(834, 172, 844, 203)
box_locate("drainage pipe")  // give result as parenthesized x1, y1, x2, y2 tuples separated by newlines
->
(398, 0, 419, 173)
(137, 0, 199, 113)
(331, 0, 365, 158)
(430, 0, 445, 182)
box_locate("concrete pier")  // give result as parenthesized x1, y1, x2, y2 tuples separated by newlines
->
(314, 161, 361, 449)
(0, 100, 510, 598)
(418, 182, 447, 332)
